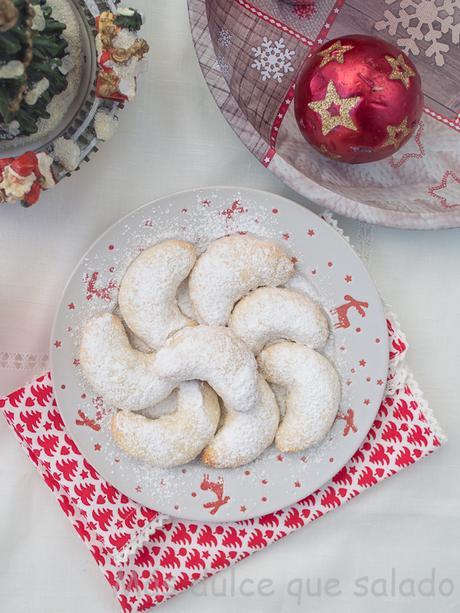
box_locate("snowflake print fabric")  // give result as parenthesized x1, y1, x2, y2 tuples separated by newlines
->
(216, 27, 233, 48)
(375, 0, 460, 67)
(251, 37, 295, 82)
(0, 313, 445, 612)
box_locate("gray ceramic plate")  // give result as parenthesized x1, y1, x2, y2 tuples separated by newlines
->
(51, 187, 388, 522)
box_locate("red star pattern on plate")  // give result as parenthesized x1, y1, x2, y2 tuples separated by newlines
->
(68, 302, 75, 310)
(364, 399, 370, 406)
(276, 454, 284, 462)
(377, 379, 384, 386)
(240, 505, 246, 512)
(345, 275, 352, 283)
(94, 443, 101, 451)
(307, 228, 315, 236)
(359, 359, 367, 367)
(428, 170, 460, 209)
(282, 232, 290, 240)
(54, 341, 61, 348)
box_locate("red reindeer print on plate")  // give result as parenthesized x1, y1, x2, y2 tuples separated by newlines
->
(200, 475, 230, 516)
(332, 295, 369, 330)
(85, 271, 117, 302)
(220, 199, 247, 220)
(75, 409, 101, 432)
(337, 409, 358, 437)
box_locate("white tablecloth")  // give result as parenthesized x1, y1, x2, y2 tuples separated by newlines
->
(1, 2, 459, 611)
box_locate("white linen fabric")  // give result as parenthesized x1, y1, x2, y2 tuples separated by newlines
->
(0, 2, 459, 612)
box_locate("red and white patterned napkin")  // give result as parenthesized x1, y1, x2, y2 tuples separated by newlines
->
(0, 316, 445, 612)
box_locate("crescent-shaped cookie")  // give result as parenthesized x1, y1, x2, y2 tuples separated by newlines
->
(229, 287, 329, 354)
(111, 381, 220, 467)
(257, 341, 341, 452)
(189, 234, 294, 325)
(155, 325, 258, 413)
(119, 240, 197, 350)
(80, 313, 173, 412)
(201, 376, 279, 468)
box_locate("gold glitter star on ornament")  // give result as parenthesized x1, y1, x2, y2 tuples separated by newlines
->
(317, 40, 354, 68)
(383, 117, 411, 149)
(308, 81, 361, 136)
(385, 54, 415, 89)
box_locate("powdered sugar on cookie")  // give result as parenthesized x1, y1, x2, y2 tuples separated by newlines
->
(155, 325, 259, 413)
(258, 341, 341, 453)
(119, 240, 197, 350)
(80, 313, 173, 411)
(189, 234, 294, 325)
(229, 286, 329, 355)
(112, 381, 220, 467)
(202, 375, 279, 468)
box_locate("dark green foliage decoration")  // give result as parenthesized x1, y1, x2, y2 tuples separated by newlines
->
(0, 0, 68, 139)
(114, 9, 142, 32)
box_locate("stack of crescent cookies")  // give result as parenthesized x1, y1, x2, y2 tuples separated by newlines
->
(79, 234, 341, 469)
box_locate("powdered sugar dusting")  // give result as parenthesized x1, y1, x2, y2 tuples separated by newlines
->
(229, 286, 329, 355)
(111, 382, 220, 468)
(258, 342, 341, 452)
(79, 313, 173, 412)
(189, 234, 294, 325)
(202, 376, 279, 468)
(155, 326, 259, 414)
(118, 240, 197, 350)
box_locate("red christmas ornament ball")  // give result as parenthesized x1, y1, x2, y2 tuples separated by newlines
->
(294, 35, 424, 164)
